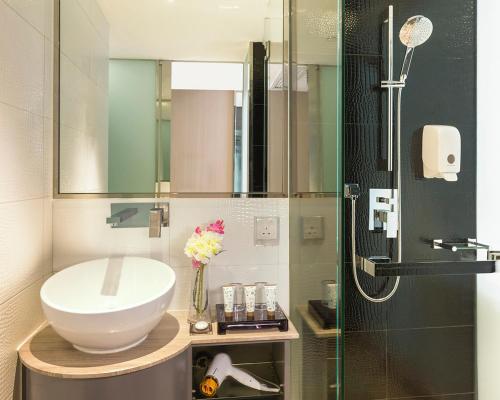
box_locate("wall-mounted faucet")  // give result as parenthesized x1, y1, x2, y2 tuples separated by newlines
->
(106, 203, 169, 237)
(106, 208, 138, 227)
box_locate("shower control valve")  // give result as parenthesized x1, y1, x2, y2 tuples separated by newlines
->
(369, 188, 399, 239)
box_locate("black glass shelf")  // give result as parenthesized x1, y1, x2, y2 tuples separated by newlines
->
(356, 256, 496, 277)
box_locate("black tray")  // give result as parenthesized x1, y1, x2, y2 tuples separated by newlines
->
(308, 300, 337, 329)
(215, 304, 288, 335)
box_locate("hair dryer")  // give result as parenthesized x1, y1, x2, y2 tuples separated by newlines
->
(200, 353, 280, 397)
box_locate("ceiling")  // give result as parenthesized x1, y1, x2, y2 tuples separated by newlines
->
(96, 0, 283, 62)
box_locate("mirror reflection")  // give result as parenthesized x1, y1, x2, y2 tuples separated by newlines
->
(58, 0, 286, 194)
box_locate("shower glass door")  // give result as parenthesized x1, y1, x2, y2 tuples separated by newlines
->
(288, 0, 343, 399)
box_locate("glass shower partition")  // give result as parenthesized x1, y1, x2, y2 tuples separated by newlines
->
(288, 0, 343, 399)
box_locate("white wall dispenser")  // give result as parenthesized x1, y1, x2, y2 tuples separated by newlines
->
(422, 125, 461, 181)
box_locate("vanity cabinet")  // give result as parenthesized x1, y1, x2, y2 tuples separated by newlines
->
(24, 351, 190, 400)
(19, 312, 298, 400)
(23, 342, 290, 400)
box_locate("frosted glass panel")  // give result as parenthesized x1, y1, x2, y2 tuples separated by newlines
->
(108, 60, 157, 193)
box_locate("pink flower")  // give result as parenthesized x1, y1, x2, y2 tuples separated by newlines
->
(195, 226, 202, 235)
(192, 259, 201, 268)
(207, 219, 225, 235)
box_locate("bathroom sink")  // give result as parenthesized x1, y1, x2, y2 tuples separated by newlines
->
(41, 257, 176, 354)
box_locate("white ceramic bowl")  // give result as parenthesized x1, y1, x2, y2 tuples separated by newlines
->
(41, 257, 176, 354)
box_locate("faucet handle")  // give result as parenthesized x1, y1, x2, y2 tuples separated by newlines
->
(149, 208, 164, 238)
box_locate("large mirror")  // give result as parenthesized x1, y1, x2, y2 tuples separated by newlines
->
(57, 0, 286, 195)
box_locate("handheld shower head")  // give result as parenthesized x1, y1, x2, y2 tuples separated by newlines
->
(400, 15, 433, 48)
(399, 15, 433, 82)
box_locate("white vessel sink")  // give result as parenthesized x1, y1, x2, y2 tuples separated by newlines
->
(41, 257, 176, 354)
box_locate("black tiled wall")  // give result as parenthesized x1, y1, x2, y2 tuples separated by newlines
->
(248, 42, 268, 192)
(343, 1, 477, 399)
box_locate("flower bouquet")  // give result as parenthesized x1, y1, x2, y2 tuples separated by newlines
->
(184, 219, 224, 325)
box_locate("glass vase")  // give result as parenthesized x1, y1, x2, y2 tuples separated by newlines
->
(188, 264, 211, 325)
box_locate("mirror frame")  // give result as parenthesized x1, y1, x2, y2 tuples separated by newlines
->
(52, 0, 290, 199)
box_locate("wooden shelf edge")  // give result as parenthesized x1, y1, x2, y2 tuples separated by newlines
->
(18, 310, 299, 380)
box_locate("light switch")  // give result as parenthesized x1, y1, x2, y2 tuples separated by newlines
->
(302, 216, 325, 240)
(255, 216, 279, 246)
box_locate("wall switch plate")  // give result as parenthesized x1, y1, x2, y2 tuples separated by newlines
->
(302, 216, 325, 240)
(254, 216, 279, 246)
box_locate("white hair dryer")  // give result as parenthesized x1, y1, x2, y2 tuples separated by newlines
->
(200, 353, 280, 397)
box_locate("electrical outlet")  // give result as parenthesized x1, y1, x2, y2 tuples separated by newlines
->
(302, 216, 324, 240)
(255, 217, 279, 246)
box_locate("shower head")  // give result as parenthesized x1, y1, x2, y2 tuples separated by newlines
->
(400, 15, 433, 48)
(398, 15, 433, 83)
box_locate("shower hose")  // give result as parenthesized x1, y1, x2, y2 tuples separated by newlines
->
(348, 177, 400, 304)
(347, 85, 404, 303)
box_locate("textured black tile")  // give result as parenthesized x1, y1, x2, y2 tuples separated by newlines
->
(388, 275, 475, 329)
(402, 190, 476, 262)
(402, 191, 476, 261)
(399, 56, 476, 129)
(300, 336, 329, 400)
(250, 42, 267, 106)
(343, 0, 477, 398)
(251, 104, 267, 145)
(387, 327, 475, 398)
(402, 136, 477, 262)
(251, 78, 266, 106)
(344, 124, 390, 187)
(344, 331, 387, 400)
(344, 124, 392, 263)
(249, 145, 266, 192)
(344, 263, 390, 332)
(394, 0, 475, 60)
(299, 335, 339, 399)
(345, 0, 390, 56)
(345, 55, 384, 125)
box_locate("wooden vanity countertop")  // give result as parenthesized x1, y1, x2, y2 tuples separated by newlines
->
(18, 310, 299, 380)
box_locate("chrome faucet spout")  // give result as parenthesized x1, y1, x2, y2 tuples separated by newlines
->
(106, 208, 138, 226)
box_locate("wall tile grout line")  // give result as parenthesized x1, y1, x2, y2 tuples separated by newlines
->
(0, 0, 52, 41)
(0, 273, 49, 309)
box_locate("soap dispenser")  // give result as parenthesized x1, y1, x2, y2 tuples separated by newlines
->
(422, 125, 461, 181)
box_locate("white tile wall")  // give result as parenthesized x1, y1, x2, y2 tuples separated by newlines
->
(0, 199, 46, 303)
(59, 0, 109, 193)
(0, 0, 45, 116)
(0, 279, 45, 400)
(0, 102, 44, 203)
(4, 0, 53, 38)
(53, 198, 290, 312)
(0, 0, 54, 398)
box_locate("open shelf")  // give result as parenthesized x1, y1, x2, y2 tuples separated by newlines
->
(356, 256, 496, 277)
(192, 362, 282, 400)
(192, 343, 285, 400)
